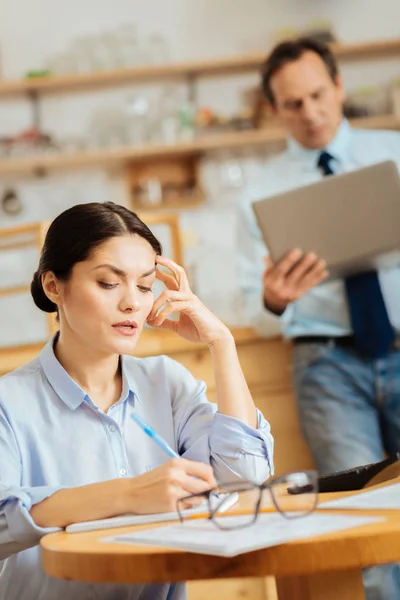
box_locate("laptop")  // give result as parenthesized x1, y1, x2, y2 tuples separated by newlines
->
(252, 160, 400, 280)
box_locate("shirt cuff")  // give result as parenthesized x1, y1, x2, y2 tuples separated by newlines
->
(279, 302, 295, 327)
(1, 485, 63, 544)
(209, 411, 274, 475)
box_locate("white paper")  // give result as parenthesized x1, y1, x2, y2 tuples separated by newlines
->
(320, 482, 400, 510)
(66, 492, 238, 533)
(103, 512, 383, 557)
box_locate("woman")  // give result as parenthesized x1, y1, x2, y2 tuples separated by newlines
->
(0, 202, 274, 600)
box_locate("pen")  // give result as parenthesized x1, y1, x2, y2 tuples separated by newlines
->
(130, 411, 219, 498)
(130, 412, 179, 459)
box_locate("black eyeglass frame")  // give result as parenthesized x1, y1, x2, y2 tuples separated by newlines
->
(176, 470, 319, 530)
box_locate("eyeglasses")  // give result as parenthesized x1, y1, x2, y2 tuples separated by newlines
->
(176, 470, 318, 530)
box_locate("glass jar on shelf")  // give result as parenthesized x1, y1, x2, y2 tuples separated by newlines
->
(216, 150, 245, 191)
(125, 94, 151, 146)
(86, 108, 128, 148)
(178, 100, 196, 141)
(158, 86, 181, 144)
(94, 32, 124, 70)
(144, 34, 170, 65)
(47, 52, 76, 76)
(135, 177, 163, 208)
(69, 36, 98, 74)
(116, 23, 143, 67)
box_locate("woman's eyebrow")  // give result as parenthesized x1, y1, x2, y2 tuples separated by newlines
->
(92, 264, 126, 277)
(91, 265, 156, 278)
(139, 268, 156, 278)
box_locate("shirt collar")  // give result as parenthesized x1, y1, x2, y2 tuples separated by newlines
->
(286, 118, 353, 168)
(39, 335, 140, 410)
(120, 355, 142, 404)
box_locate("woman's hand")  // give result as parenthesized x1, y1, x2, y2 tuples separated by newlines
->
(30, 458, 217, 527)
(147, 255, 231, 346)
(125, 458, 217, 514)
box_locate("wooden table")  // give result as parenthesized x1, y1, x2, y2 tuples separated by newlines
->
(41, 482, 400, 600)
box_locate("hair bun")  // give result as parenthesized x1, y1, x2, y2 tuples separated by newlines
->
(30, 271, 58, 314)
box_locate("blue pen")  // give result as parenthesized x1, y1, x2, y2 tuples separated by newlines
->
(130, 412, 219, 498)
(130, 412, 179, 459)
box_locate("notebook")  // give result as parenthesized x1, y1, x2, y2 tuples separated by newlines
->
(320, 481, 400, 510)
(66, 492, 239, 533)
(103, 512, 383, 557)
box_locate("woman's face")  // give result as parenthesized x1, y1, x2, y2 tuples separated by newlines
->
(54, 234, 157, 356)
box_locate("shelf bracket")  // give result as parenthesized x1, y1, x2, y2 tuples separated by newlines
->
(187, 73, 198, 108)
(27, 89, 42, 131)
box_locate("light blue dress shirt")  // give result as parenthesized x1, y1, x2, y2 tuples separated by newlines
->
(0, 336, 274, 600)
(237, 120, 400, 338)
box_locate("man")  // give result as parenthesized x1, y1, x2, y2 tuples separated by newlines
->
(237, 37, 400, 600)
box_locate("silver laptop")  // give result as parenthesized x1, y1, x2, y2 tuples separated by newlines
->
(252, 160, 400, 280)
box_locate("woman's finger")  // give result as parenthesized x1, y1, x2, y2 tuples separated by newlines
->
(150, 317, 178, 332)
(156, 256, 190, 292)
(148, 290, 187, 321)
(179, 473, 215, 496)
(152, 300, 192, 326)
(179, 496, 205, 509)
(155, 268, 180, 291)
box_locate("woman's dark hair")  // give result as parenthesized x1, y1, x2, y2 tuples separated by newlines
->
(31, 202, 162, 314)
(261, 37, 339, 105)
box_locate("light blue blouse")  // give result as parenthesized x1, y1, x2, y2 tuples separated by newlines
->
(0, 336, 274, 600)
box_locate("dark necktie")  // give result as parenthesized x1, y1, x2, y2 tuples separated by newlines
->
(317, 151, 395, 358)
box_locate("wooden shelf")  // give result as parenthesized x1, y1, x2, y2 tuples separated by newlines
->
(0, 39, 399, 97)
(332, 38, 400, 60)
(0, 114, 398, 176)
(0, 126, 285, 175)
(132, 194, 205, 212)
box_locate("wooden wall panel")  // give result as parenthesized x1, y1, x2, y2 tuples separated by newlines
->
(171, 337, 315, 477)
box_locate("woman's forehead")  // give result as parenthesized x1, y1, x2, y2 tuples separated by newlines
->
(82, 235, 156, 273)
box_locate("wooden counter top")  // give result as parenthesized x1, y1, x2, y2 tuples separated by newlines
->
(40, 479, 400, 600)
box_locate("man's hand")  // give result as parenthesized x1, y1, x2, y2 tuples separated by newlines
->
(263, 249, 329, 315)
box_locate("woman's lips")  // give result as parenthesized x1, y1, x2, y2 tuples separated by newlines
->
(112, 322, 138, 337)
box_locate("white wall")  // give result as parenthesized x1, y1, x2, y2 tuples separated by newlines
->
(2, 0, 400, 79)
(0, 0, 399, 346)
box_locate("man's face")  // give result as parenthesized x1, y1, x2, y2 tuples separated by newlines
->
(269, 50, 345, 149)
